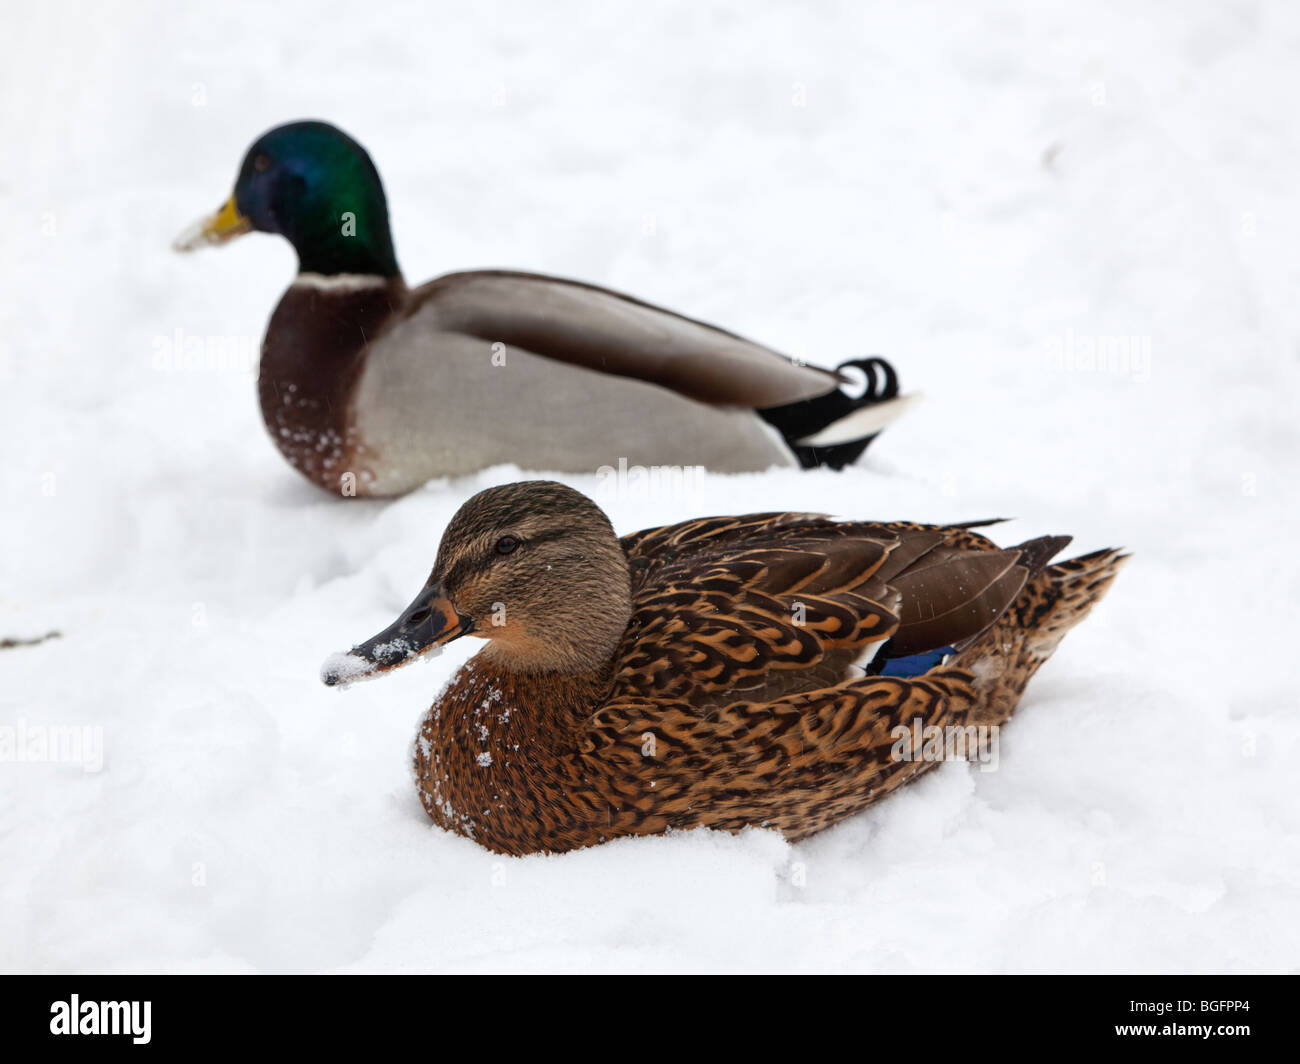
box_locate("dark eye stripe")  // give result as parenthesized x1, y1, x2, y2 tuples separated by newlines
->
(440, 528, 572, 590)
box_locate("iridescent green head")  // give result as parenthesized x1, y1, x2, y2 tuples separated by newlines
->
(174, 120, 401, 278)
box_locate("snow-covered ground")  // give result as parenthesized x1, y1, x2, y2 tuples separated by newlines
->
(3, 0, 1298, 972)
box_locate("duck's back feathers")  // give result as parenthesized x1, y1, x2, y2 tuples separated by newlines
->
(409, 270, 846, 408)
(614, 513, 1064, 711)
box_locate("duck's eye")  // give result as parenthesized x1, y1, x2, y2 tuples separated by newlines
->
(252, 153, 271, 173)
(495, 535, 520, 556)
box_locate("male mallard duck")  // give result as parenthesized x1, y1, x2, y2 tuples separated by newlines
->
(174, 121, 915, 497)
(322, 481, 1125, 855)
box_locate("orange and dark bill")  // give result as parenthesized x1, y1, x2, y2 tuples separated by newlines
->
(320, 581, 471, 688)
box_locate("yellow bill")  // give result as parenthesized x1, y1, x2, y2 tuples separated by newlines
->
(172, 195, 252, 252)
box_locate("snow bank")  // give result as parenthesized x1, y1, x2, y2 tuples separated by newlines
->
(2, 0, 1297, 972)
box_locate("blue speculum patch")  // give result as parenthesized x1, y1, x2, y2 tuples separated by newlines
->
(879, 647, 956, 678)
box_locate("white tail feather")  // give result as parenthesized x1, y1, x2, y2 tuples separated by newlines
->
(796, 392, 922, 447)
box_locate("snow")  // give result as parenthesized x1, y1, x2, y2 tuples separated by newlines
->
(319, 652, 376, 689)
(4, 0, 1298, 973)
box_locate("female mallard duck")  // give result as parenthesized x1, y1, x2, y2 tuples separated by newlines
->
(322, 481, 1125, 856)
(174, 121, 914, 497)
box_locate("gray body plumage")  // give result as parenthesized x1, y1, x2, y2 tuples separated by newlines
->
(349, 271, 842, 493)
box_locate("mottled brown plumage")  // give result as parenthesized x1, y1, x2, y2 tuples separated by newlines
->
(323, 481, 1127, 855)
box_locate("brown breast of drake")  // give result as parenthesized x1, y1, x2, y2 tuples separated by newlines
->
(257, 278, 407, 495)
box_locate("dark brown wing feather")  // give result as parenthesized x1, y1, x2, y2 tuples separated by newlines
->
(887, 549, 1028, 655)
(615, 513, 1069, 711)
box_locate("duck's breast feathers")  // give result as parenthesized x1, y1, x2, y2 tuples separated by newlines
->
(257, 278, 409, 490)
(406, 269, 845, 408)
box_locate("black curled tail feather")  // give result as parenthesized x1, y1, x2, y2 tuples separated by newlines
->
(758, 356, 901, 470)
